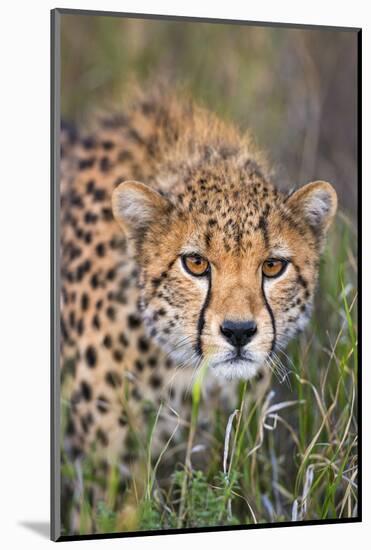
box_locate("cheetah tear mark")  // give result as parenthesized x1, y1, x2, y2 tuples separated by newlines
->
(261, 278, 276, 354)
(195, 271, 212, 357)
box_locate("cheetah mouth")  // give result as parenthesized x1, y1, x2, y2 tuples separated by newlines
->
(208, 350, 264, 380)
(210, 351, 254, 369)
(228, 355, 252, 365)
(223, 349, 254, 363)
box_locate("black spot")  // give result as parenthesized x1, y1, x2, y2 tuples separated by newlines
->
(119, 332, 129, 347)
(92, 314, 100, 330)
(85, 412, 94, 426)
(97, 395, 109, 414)
(135, 359, 144, 372)
(292, 262, 308, 290)
(70, 446, 82, 460)
(83, 259, 91, 273)
(98, 459, 109, 474)
(103, 335, 112, 349)
(101, 207, 113, 221)
(85, 345, 97, 368)
(149, 374, 162, 389)
(77, 262, 90, 282)
(94, 188, 106, 202)
(100, 156, 111, 172)
(102, 113, 129, 129)
(80, 416, 90, 434)
(148, 356, 157, 368)
(95, 243, 105, 257)
(128, 128, 145, 145)
(258, 214, 270, 249)
(84, 232, 92, 244)
(61, 318, 69, 341)
(102, 140, 115, 150)
(151, 277, 161, 289)
(131, 387, 142, 401)
(80, 380, 92, 401)
(71, 390, 81, 407)
(255, 370, 265, 382)
(141, 101, 156, 115)
(82, 137, 96, 149)
(297, 274, 308, 289)
(160, 429, 172, 443)
(79, 157, 95, 170)
(90, 273, 100, 289)
(113, 349, 123, 362)
(106, 269, 116, 281)
(86, 180, 95, 193)
(105, 371, 121, 387)
(111, 290, 126, 305)
(96, 428, 109, 446)
(106, 306, 116, 321)
(128, 314, 141, 329)
(81, 293, 89, 311)
(118, 413, 128, 427)
(76, 318, 84, 336)
(66, 418, 75, 436)
(69, 310, 75, 328)
(118, 150, 133, 162)
(84, 211, 98, 224)
(69, 244, 82, 260)
(142, 401, 155, 418)
(122, 452, 139, 465)
(137, 336, 150, 353)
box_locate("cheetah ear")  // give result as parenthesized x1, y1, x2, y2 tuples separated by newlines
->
(112, 180, 170, 237)
(286, 180, 338, 239)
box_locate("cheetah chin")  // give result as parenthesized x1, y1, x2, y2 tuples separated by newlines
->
(209, 356, 264, 381)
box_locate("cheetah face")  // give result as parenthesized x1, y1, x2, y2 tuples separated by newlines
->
(113, 179, 337, 380)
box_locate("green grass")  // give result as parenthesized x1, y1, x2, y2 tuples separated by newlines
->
(61, 214, 358, 535)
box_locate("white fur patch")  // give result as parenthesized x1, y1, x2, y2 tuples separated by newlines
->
(304, 189, 332, 226)
(116, 189, 154, 227)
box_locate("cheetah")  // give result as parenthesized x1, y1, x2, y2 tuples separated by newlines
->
(60, 87, 337, 508)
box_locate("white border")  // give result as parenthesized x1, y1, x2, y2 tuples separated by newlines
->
(0, 1, 368, 548)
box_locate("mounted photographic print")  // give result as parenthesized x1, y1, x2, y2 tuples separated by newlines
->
(51, 8, 361, 541)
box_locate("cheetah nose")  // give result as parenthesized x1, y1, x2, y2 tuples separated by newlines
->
(220, 320, 257, 348)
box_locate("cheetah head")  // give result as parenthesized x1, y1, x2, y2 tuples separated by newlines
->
(112, 177, 337, 380)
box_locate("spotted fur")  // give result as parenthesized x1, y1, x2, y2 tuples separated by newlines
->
(60, 88, 337, 468)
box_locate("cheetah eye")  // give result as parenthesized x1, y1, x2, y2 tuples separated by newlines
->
(181, 254, 210, 277)
(262, 258, 288, 278)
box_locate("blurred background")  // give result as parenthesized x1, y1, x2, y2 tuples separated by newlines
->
(61, 14, 358, 218)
